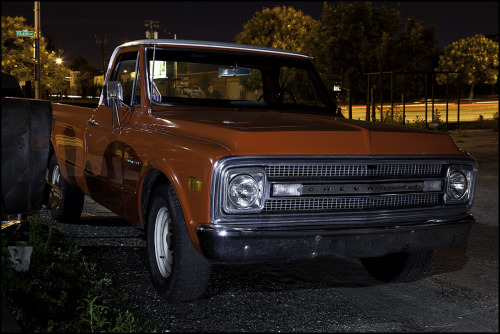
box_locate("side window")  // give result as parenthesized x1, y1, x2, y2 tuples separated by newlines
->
(110, 52, 140, 106)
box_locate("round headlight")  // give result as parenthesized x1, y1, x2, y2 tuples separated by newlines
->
(447, 171, 467, 200)
(228, 174, 259, 208)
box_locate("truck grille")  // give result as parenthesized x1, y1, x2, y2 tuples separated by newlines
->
(262, 161, 444, 213)
(264, 193, 439, 212)
(265, 163, 442, 178)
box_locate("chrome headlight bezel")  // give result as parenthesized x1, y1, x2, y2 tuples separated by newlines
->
(222, 167, 267, 214)
(444, 165, 474, 204)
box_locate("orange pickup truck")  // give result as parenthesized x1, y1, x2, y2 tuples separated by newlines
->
(47, 39, 477, 302)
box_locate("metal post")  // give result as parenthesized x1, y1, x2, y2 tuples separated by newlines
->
(457, 72, 461, 128)
(431, 73, 435, 122)
(348, 89, 352, 119)
(144, 20, 159, 39)
(371, 87, 376, 122)
(34, 1, 41, 99)
(446, 73, 449, 131)
(379, 68, 383, 122)
(366, 75, 370, 121)
(390, 72, 394, 122)
(402, 73, 406, 125)
(95, 30, 110, 74)
(425, 73, 428, 126)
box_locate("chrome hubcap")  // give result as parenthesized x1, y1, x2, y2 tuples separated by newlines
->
(154, 206, 173, 278)
(48, 165, 62, 209)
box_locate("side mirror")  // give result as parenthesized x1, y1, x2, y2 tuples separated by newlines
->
(103, 81, 123, 107)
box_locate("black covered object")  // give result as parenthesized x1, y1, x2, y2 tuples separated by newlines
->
(1, 73, 52, 214)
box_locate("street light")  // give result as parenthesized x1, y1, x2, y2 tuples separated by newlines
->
(54, 57, 63, 100)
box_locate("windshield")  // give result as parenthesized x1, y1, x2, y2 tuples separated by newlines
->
(145, 47, 335, 113)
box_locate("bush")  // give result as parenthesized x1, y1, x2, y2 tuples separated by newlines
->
(1, 219, 154, 332)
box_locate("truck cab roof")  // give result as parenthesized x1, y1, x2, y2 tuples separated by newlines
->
(116, 39, 309, 59)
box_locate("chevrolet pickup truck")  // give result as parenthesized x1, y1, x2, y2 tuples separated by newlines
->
(47, 39, 477, 302)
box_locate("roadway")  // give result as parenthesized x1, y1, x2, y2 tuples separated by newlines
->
(340, 101, 498, 123)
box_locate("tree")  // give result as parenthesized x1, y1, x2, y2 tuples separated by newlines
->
(435, 34, 499, 102)
(1, 16, 70, 98)
(235, 5, 321, 55)
(313, 2, 439, 104)
(313, 2, 400, 93)
(235, 6, 321, 93)
(391, 18, 439, 102)
(393, 18, 439, 73)
(68, 54, 100, 97)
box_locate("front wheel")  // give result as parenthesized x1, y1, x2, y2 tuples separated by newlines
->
(146, 184, 211, 302)
(361, 249, 433, 283)
(45, 154, 84, 223)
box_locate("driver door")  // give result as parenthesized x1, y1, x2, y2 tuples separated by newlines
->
(84, 51, 140, 215)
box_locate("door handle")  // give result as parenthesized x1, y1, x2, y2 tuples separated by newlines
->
(87, 120, 99, 127)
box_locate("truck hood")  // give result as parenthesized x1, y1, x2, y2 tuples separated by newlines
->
(150, 110, 464, 156)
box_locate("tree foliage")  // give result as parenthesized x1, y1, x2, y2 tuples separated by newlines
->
(314, 1, 438, 102)
(435, 34, 499, 101)
(393, 18, 438, 72)
(313, 2, 402, 92)
(68, 54, 101, 97)
(1, 16, 70, 97)
(235, 5, 321, 55)
(235, 2, 440, 105)
(235, 6, 321, 93)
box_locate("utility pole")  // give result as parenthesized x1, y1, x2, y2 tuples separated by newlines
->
(144, 20, 159, 39)
(95, 30, 110, 73)
(34, 1, 41, 99)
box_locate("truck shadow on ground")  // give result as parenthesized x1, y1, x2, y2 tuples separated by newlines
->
(206, 244, 469, 298)
(67, 216, 473, 301)
(57, 203, 475, 302)
(81, 241, 472, 304)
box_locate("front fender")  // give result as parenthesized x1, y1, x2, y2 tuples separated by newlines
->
(133, 133, 230, 252)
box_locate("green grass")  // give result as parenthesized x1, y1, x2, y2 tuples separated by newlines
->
(1, 218, 156, 333)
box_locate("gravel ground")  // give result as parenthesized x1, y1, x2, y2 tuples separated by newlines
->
(37, 128, 498, 332)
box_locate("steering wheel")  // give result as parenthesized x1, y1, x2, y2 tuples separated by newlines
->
(257, 87, 296, 104)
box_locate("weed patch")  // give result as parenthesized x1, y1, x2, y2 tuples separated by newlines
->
(1, 219, 155, 332)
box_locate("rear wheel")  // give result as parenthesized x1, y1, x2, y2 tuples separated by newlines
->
(361, 249, 433, 283)
(45, 154, 84, 223)
(146, 183, 211, 302)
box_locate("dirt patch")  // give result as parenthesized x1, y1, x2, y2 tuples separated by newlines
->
(449, 129, 498, 159)
(449, 129, 498, 177)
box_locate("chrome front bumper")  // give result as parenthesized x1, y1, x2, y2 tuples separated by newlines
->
(196, 214, 475, 262)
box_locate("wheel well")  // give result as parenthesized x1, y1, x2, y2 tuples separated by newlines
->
(141, 169, 170, 228)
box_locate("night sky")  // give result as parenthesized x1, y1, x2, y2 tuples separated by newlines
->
(2, 1, 498, 69)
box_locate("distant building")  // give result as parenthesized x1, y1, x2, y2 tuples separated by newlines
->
(68, 70, 80, 96)
(94, 74, 105, 95)
(94, 74, 105, 87)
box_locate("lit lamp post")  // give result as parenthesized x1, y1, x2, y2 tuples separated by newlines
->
(55, 57, 63, 100)
(34, 1, 41, 99)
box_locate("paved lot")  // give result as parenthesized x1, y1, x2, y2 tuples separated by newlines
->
(51, 129, 498, 332)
